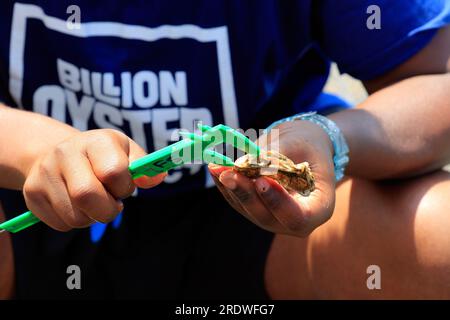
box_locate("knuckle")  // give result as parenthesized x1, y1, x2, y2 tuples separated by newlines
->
(53, 143, 69, 159)
(97, 163, 128, 185)
(67, 215, 92, 228)
(23, 180, 44, 202)
(85, 129, 109, 144)
(94, 206, 121, 223)
(70, 183, 98, 207)
(110, 129, 128, 141)
(56, 202, 91, 228)
(102, 128, 121, 136)
(97, 128, 127, 143)
(37, 160, 53, 177)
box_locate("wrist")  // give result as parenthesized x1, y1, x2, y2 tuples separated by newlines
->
(21, 125, 79, 185)
(0, 106, 80, 189)
(276, 120, 334, 160)
(265, 111, 349, 181)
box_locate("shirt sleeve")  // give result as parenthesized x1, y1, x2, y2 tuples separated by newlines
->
(315, 0, 450, 80)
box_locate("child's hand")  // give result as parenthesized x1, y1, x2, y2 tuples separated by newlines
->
(22, 129, 166, 231)
(209, 120, 336, 237)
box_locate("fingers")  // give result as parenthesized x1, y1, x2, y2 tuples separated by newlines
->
(209, 164, 282, 231)
(209, 164, 331, 236)
(45, 175, 94, 229)
(23, 190, 71, 232)
(210, 173, 246, 214)
(254, 177, 311, 236)
(85, 131, 135, 199)
(58, 148, 124, 223)
(22, 129, 169, 232)
(23, 157, 94, 231)
(218, 170, 280, 229)
(255, 176, 335, 236)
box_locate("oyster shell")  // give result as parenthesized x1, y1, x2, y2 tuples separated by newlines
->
(233, 150, 315, 196)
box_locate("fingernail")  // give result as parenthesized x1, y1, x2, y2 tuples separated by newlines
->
(255, 178, 270, 193)
(116, 199, 124, 210)
(219, 171, 237, 190)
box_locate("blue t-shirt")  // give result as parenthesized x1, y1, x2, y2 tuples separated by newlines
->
(1, 1, 450, 298)
(0, 0, 449, 198)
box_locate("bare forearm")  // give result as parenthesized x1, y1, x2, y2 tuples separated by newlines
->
(0, 104, 78, 190)
(0, 205, 14, 298)
(329, 73, 450, 180)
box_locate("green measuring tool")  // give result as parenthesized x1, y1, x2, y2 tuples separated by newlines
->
(0, 124, 260, 234)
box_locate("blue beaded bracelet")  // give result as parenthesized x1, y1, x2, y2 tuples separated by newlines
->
(264, 111, 349, 182)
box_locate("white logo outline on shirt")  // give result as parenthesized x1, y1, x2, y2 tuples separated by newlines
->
(8, 2, 239, 128)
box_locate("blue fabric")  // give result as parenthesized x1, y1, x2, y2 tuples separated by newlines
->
(90, 211, 122, 243)
(308, 92, 352, 112)
(318, 0, 450, 80)
(90, 221, 108, 243)
(0, 1, 448, 242)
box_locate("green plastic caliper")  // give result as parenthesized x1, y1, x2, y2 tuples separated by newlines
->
(0, 124, 260, 234)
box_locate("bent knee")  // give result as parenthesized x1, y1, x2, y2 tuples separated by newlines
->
(397, 171, 450, 271)
(266, 170, 450, 299)
(343, 171, 450, 264)
(319, 170, 450, 298)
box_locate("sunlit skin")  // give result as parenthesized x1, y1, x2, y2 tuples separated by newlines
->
(0, 25, 449, 298)
(209, 26, 450, 298)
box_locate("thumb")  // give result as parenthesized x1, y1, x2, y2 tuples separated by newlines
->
(128, 138, 167, 189)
